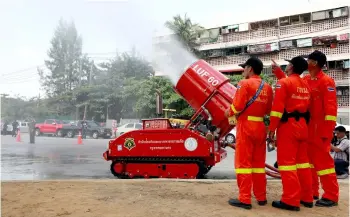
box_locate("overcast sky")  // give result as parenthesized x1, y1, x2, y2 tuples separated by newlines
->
(0, 0, 348, 98)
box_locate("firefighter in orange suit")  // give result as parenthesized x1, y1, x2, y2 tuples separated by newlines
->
(225, 57, 273, 210)
(268, 56, 313, 211)
(272, 50, 339, 207)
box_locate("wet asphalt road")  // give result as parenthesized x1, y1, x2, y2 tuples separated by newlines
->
(1, 134, 277, 181)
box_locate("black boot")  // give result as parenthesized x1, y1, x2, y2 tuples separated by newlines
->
(313, 196, 319, 200)
(258, 200, 267, 206)
(301, 200, 314, 208)
(272, 201, 300, 211)
(315, 198, 338, 207)
(228, 199, 252, 210)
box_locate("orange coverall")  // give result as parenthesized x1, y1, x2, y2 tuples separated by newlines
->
(269, 74, 313, 207)
(228, 75, 273, 204)
(273, 67, 339, 202)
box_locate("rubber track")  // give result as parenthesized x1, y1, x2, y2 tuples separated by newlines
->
(110, 157, 209, 179)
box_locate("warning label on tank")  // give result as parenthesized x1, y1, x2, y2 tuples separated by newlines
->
(150, 146, 172, 150)
(137, 139, 184, 144)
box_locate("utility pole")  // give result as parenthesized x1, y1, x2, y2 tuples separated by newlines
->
(83, 63, 93, 120)
(37, 93, 40, 108)
(75, 58, 82, 120)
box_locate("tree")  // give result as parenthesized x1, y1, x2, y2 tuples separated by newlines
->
(165, 14, 204, 57)
(1, 95, 53, 121)
(87, 51, 156, 120)
(38, 18, 83, 117)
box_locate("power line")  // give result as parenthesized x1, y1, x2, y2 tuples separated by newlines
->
(1, 65, 45, 77)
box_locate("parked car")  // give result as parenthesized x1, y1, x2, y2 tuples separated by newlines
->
(19, 121, 29, 133)
(35, 119, 74, 137)
(1, 121, 12, 135)
(116, 122, 143, 137)
(74, 120, 112, 139)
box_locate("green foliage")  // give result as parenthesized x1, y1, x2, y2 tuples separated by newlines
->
(227, 73, 274, 86)
(165, 14, 204, 58)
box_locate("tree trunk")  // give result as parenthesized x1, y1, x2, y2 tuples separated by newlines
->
(83, 103, 88, 120)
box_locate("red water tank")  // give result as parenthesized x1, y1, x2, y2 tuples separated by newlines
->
(175, 59, 237, 138)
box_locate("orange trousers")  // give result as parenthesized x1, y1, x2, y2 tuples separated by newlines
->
(235, 120, 267, 204)
(276, 121, 313, 207)
(308, 136, 339, 202)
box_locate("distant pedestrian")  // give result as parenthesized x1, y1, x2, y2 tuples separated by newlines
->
(331, 126, 349, 179)
(11, 120, 19, 137)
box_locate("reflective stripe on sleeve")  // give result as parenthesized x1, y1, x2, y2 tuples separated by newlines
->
(325, 115, 337, 121)
(270, 111, 283, 118)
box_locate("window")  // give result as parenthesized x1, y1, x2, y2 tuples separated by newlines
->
(46, 120, 54, 124)
(125, 123, 134, 128)
(279, 16, 290, 26)
(87, 121, 99, 127)
(312, 11, 326, 21)
(207, 49, 225, 58)
(280, 40, 295, 49)
(336, 87, 350, 95)
(280, 13, 311, 26)
(300, 13, 311, 23)
(340, 7, 349, 16)
(250, 19, 278, 30)
(328, 60, 344, 69)
(226, 47, 245, 56)
(327, 10, 334, 19)
(57, 120, 69, 124)
(135, 124, 142, 129)
(21, 123, 27, 127)
(290, 15, 300, 24)
(296, 38, 312, 47)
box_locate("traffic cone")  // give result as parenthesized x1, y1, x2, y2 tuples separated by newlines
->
(77, 130, 83, 145)
(16, 129, 21, 142)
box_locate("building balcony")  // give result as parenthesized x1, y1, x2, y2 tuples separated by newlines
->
(328, 69, 350, 83)
(198, 17, 349, 51)
(206, 43, 349, 69)
(338, 95, 349, 108)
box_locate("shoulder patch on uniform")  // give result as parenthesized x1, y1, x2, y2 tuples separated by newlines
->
(275, 84, 281, 88)
(327, 87, 335, 92)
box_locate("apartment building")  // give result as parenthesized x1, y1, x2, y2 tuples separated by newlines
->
(154, 6, 350, 124)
